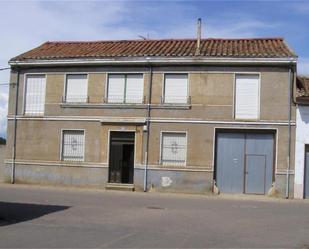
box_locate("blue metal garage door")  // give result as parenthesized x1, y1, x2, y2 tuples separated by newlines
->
(216, 132, 274, 194)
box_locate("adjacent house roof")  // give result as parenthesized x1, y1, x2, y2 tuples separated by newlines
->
(296, 76, 309, 105)
(10, 37, 296, 63)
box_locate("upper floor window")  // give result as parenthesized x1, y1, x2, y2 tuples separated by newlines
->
(65, 74, 88, 103)
(161, 132, 187, 166)
(107, 74, 144, 103)
(235, 74, 260, 120)
(61, 130, 85, 162)
(163, 74, 188, 104)
(24, 74, 46, 115)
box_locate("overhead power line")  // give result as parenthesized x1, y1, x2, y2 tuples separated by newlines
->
(0, 67, 10, 71)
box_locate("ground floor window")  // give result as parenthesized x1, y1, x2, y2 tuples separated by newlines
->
(161, 132, 187, 166)
(61, 130, 85, 161)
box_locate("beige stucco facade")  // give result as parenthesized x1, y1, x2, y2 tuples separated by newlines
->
(4, 64, 296, 196)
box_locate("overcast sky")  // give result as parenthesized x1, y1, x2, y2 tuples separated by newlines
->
(0, 0, 309, 138)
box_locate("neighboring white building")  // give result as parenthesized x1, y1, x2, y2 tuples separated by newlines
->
(294, 76, 309, 199)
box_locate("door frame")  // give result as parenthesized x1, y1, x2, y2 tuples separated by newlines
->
(107, 130, 136, 184)
(214, 128, 276, 194)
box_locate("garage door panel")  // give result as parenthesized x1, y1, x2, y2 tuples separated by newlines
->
(245, 155, 266, 194)
(245, 134, 274, 193)
(216, 133, 245, 193)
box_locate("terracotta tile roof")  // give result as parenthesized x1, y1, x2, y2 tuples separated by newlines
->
(10, 37, 297, 62)
(297, 75, 309, 96)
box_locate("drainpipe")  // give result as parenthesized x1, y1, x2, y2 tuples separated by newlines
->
(144, 64, 153, 192)
(285, 66, 293, 198)
(12, 68, 20, 184)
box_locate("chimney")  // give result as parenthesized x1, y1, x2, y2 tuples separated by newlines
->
(196, 18, 202, 55)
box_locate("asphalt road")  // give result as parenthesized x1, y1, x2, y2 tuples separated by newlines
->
(0, 184, 308, 248)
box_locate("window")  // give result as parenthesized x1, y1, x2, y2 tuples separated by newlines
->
(164, 74, 188, 104)
(161, 132, 187, 166)
(107, 74, 144, 103)
(24, 74, 46, 115)
(65, 74, 88, 103)
(235, 74, 260, 119)
(61, 130, 85, 161)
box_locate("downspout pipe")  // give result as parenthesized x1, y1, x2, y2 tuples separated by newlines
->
(285, 66, 293, 198)
(12, 68, 20, 184)
(144, 64, 153, 192)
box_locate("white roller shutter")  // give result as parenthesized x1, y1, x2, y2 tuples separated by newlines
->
(66, 74, 88, 103)
(25, 74, 46, 115)
(164, 74, 188, 104)
(235, 75, 260, 119)
(108, 75, 125, 103)
(126, 74, 144, 103)
(62, 130, 85, 161)
(161, 133, 187, 166)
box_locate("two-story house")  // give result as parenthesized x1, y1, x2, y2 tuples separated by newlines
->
(3, 37, 297, 197)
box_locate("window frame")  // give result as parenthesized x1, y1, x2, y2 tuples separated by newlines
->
(60, 129, 86, 162)
(64, 73, 89, 103)
(159, 131, 188, 166)
(23, 73, 47, 116)
(106, 73, 144, 104)
(233, 73, 261, 120)
(162, 73, 189, 104)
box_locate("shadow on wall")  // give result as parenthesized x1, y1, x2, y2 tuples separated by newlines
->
(0, 201, 70, 226)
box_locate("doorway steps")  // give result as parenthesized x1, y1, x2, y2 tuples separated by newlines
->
(105, 183, 135, 191)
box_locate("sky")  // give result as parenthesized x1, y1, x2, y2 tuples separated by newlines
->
(0, 0, 309, 138)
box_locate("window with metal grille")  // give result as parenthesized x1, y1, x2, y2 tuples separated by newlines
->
(61, 130, 85, 161)
(164, 74, 188, 104)
(65, 74, 88, 103)
(107, 74, 144, 103)
(235, 74, 260, 120)
(24, 74, 46, 115)
(161, 132, 187, 166)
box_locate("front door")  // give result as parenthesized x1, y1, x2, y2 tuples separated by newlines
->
(109, 132, 135, 184)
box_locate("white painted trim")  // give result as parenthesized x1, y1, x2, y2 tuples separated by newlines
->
(60, 129, 86, 162)
(7, 115, 296, 126)
(159, 130, 188, 166)
(9, 56, 297, 66)
(4, 159, 107, 168)
(135, 164, 213, 172)
(13, 70, 293, 75)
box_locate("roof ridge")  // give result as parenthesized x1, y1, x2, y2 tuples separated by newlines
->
(45, 37, 284, 44)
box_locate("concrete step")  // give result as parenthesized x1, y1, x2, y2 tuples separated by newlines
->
(105, 183, 135, 191)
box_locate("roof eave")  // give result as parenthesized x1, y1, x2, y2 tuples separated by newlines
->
(296, 96, 309, 105)
(9, 56, 298, 67)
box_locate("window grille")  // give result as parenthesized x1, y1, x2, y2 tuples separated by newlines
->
(62, 130, 85, 161)
(161, 133, 187, 166)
